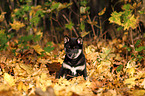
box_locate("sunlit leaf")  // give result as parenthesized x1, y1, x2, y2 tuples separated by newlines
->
(19, 63, 33, 74)
(18, 81, 23, 91)
(80, 6, 86, 14)
(127, 67, 135, 77)
(98, 7, 106, 16)
(109, 11, 123, 26)
(0, 12, 6, 22)
(141, 79, 145, 89)
(124, 77, 136, 88)
(133, 90, 145, 96)
(3, 73, 15, 86)
(10, 20, 25, 31)
(123, 15, 138, 30)
(80, 31, 90, 37)
(31, 44, 44, 55)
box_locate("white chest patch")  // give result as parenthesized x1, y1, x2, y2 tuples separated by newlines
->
(63, 62, 85, 75)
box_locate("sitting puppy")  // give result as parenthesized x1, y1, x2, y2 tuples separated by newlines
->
(56, 36, 87, 80)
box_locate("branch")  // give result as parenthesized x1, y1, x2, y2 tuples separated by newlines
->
(62, 14, 78, 37)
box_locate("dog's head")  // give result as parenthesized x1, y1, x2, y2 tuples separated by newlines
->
(64, 36, 83, 59)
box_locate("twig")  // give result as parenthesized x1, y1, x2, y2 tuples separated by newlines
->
(62, 14, 78, 37)
(6, 0, 12, 11)
(130, 28, 135, 52)
(87, 13, 96, 40)
(50, 18, 58, 44)
(51, 18, 62, 27)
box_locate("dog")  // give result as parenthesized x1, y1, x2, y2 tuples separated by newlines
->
(56, 36, 87, 80)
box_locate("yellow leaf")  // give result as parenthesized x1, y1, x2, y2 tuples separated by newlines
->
(123, 15, 138, 30)
(52, 59, 63, 64)
(31, 44, 44, 55)
(18, 81, 23, 91)
(19, 63, 33, 74)
(36, 30, 43, 39)
(98, 7, 106, 16)
(10, 20, 25, 31)
(141, 79, 145, 89)
(22, 84, 28, 92)
(80, 31, 91, 38)
(133, 90, 145, 96)
(18, 81, 28, 92)
(14, 8, 19, 13)
(80, 6, 86, 14)
(3, 73, 15, 86)
(97, 60, 111, 73)
(40, 73, 48, 80)
(14, 64, 27, 76)
(127, 67, 135, 77)
(126, 60, 136, 68)
(118, 44, 123, 48)
(122, 32, 128, 41)
(124, 77, 136, 88)
(0, 12, 6, 22)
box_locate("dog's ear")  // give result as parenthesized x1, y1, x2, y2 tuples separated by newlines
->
(64, 35, 70, 43)
(77, 37, 83, 44)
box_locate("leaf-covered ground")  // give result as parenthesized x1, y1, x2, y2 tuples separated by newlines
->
(0, 36, 145, 96)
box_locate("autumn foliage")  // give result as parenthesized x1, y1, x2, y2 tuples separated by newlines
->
(0, 0, 145, 96)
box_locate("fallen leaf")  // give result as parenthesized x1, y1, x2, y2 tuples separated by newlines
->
(3, 73, 15, 86)
(31, 44, 44, 55)
(124, 77, 136, 88)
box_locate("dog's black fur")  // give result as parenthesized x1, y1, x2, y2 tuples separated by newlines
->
(56, 36, 87, 80)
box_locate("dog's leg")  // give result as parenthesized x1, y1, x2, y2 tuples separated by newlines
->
(56, 67, 64, 79)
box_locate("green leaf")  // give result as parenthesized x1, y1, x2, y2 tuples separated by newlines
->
(80, 31, 90, 37)
(117, 26, 123, 31)
(33, 35, 41, 42)
(80, 22, 85, 31)
(105, 49, 111, 55)
(135, 39, 141, 47)
(135, 46, 145, 52)
(109, 3, 138, 30)
(123, 45, 127, 48)
(127, 47, 131, 51)
(20, 35, 33, 42)
(65, 22, 74, 30)
(116, 65, 123, 72)
(122, 4, 131, 10)
(22, 5, 31, 12)
(44, 42, 55, 53)
(80, 0, 88, 6)
(109, 11, 123, 26)
(44, 46, 54, 53)
(47, 42, 53, 46)
(51, 2, 60, 10)
(138, 10, 145, 14)
(137, 55, 143, 61)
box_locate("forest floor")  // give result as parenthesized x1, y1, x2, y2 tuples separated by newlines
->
(0, 35, 145, 96)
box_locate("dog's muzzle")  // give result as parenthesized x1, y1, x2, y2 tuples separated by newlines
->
(66, 49, 82, 59)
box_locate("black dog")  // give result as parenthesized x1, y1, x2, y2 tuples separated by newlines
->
(56, 36, 87, 80)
